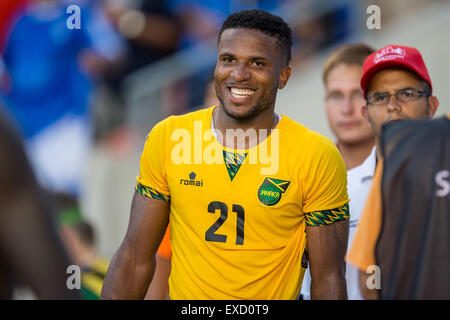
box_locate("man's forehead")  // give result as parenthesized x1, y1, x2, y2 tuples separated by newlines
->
(218, 28, 282, 60)
(368, 68, 422, 92)
(326, 64, 363, 88)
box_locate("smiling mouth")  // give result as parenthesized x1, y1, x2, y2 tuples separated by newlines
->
(229, 87, 256, 99)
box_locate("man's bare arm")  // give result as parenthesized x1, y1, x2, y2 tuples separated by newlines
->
(306, 219, 349, 300)
(100, 192, 169, 299)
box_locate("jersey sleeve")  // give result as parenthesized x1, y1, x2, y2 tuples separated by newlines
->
(302, 135, 349, 226)
(136, 121, 170, 201)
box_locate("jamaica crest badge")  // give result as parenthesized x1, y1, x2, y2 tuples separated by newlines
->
(257, 177, 291, 206)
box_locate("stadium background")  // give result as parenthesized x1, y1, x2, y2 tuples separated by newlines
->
(1, 0, 449, 272)
(84, 0, 450, 260)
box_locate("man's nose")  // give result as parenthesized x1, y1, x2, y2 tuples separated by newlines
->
(231, 63, 250, 81)
(386, 94, 402, 113)
(341, 97, 354, 115)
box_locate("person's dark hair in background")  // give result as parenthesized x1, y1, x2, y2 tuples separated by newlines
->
(53, 192, 109, 300)
(0, 111, 80, 299)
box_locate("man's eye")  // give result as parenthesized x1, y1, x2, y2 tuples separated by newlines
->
(399, 89, 415, 98)
(252, 61, 264, 66)
(327, 92, 343, 101)
(222, 57, 234, 63)
(373, 93, 387, 102)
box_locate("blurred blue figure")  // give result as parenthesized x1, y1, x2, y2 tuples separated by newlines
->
(0, 0, 125, 196)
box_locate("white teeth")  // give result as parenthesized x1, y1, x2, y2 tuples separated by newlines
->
(230, 88, 255, 97)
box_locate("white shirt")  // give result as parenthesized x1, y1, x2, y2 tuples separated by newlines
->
(300, 147, 377, 300)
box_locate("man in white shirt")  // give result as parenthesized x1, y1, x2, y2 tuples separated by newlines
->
(301, 43, 375, 299)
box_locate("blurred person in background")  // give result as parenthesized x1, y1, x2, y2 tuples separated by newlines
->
(0, 109, 80, 300)
(346, 44, 439, 299)
(54, 192, 109, 300)
(323, 43, 376, 170)
(301, 43, 375, 300)
(98, 0, 180, 136)
(0, 0, 125, 197)
(290, 1, 355, 68)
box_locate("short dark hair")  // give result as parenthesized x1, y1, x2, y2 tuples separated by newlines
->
(218, 10, 292, 65)
(323, 43, 375, 84)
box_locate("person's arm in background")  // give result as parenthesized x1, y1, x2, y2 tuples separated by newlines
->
(145, 254, 170, 300)
(0, 113, 81, 299)
(100, 192, 169, 299)
(77, 1, 127, 77)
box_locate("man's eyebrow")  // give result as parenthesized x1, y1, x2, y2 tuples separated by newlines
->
(219, 52, 235, 58)
(247, 55, 271, 62)
(218, 53, 270, 61)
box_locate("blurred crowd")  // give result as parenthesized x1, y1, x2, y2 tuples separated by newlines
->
(0, 0, 353, 198)
(0, 0, 357, 300)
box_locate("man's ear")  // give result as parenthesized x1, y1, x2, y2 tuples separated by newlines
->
(362, 105, 369, 122)
(278, 66, 291, 89)
(427, 96, 439, 118)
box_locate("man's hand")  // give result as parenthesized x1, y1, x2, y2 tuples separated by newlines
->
(306, 219, 349, 299)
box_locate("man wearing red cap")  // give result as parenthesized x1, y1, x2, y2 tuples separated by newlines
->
(346, 44, 440, 299)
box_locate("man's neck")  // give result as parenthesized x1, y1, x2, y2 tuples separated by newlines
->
(337, 138, 375, 170)
(213, 106, 279, 149)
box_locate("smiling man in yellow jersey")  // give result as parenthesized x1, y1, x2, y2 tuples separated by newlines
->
(101, 10, 350, 300)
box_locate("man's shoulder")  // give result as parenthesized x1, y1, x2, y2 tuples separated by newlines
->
(280, 115, 335, 148)
(149, 107, 214, 136)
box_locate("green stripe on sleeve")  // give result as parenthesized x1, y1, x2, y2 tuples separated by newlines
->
(136, 182, 170, 202)
(305, 203, 349, 226)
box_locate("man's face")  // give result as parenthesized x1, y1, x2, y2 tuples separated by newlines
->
(363, 68, 438, 137)
(214, 28, 290, 121)
(325, 64, 374, 145)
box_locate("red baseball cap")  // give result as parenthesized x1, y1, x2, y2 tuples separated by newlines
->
(360, 44, 432, 97)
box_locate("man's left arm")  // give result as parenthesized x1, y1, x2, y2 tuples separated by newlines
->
(306, 216, 349, 299)
(302, 135, 350, 299)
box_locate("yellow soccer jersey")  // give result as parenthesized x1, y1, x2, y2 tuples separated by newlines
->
(136, 106, 349, 300)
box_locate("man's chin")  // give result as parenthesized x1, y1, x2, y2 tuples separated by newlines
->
(222, 103, 258, 121)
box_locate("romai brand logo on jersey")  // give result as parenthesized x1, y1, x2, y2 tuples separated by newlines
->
(180, 172, 203, 187)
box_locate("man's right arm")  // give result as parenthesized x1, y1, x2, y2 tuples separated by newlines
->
(100, 191, 170, 299)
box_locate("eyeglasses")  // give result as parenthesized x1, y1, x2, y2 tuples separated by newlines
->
(366, 88, 431, 106)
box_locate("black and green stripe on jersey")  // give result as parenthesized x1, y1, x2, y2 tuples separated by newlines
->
(136, 183, 170, 202)
(305, 203, 350, 226)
